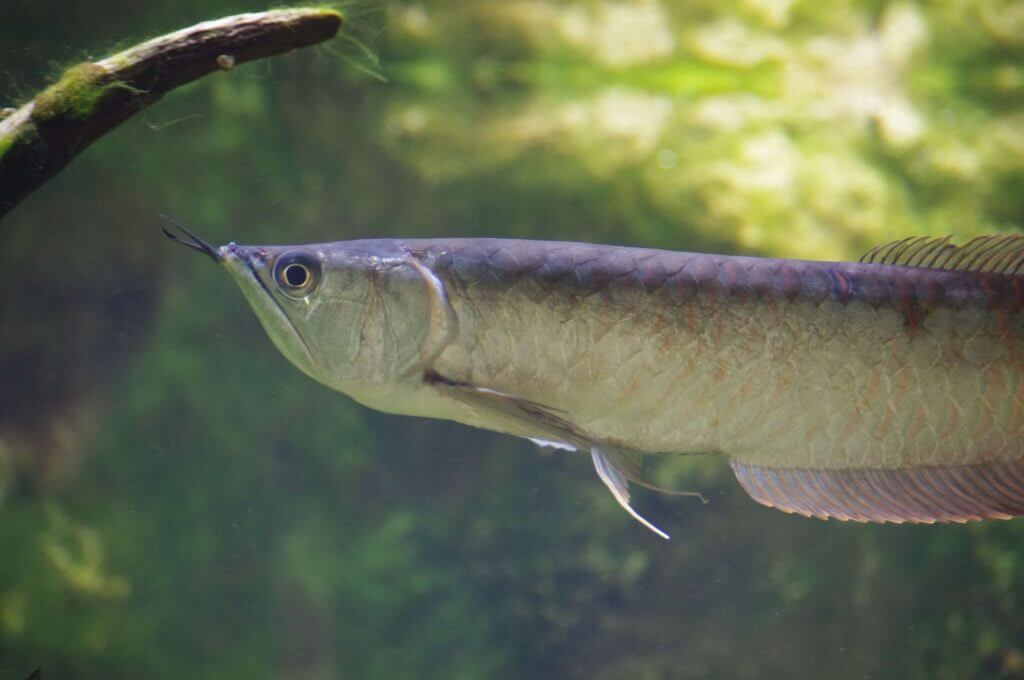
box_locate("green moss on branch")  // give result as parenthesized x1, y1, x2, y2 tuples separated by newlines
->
(32, 63, 112, 122)
(0, 8, 344, 220)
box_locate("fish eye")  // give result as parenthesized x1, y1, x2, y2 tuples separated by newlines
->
(284, 263, 309, 287)
(273, 251, 321, 299)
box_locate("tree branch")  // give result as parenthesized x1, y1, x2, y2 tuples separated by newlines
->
(0, 8, 343, 220)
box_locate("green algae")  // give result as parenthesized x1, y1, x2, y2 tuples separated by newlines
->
(31, 63, 112, 122)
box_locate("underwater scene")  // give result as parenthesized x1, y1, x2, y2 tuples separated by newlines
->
(3, 0, 1024, 677)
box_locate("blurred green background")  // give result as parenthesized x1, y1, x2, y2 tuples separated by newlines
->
(3, 0, 1024, 677)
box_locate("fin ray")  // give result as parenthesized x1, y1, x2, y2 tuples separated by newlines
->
(859, 233, 1024, 274)
(592, 449, 670, 540)
(598, 447, 700, 497)
(731, 459, 1024, 523)
(527, 437, 577, 452)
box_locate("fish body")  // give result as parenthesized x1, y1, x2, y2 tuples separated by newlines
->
(166, 226, 1024, 533)
(412, 239, 1023, 470)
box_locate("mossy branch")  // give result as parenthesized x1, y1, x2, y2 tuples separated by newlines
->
(0, 8, 343, 220)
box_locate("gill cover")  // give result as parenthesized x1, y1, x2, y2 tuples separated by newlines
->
(260, 241, 457, 390)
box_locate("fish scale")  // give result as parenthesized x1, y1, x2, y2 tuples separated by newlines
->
(420, 239, 1023, 469)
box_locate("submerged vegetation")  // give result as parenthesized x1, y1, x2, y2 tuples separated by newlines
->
(30, 63, 112, 122)
(2, 0, 1024, 677)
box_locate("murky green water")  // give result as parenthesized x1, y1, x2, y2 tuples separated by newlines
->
(2, 1, 1024, 677)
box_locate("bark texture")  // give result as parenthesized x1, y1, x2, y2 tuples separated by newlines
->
(0, 8, 343, 219)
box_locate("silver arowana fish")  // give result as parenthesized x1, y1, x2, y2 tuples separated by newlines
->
(165, 223, 1024, 538)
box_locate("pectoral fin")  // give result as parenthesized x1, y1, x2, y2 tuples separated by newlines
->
(424, 370, 684, 538)
(528, 438, 577, 452)
(424, 370, 591, 447)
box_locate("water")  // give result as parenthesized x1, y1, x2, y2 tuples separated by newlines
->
(2, 1, 1023, 677)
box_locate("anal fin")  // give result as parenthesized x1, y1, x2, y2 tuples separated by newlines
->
(730, 458, 1024, 523)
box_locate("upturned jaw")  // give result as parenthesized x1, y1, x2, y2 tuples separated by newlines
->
(218, 243, 320, 380)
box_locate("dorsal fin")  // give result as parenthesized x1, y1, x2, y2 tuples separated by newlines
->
(859, 234, 1024, 274)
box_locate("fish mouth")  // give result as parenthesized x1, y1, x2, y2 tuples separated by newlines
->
(161, 218, 319, 378)
(219, 243, 320, 377)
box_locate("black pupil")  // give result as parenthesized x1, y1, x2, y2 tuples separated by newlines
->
(284, 264, 309, 287)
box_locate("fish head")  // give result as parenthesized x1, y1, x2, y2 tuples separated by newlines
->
(163, 222, 452, 394)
